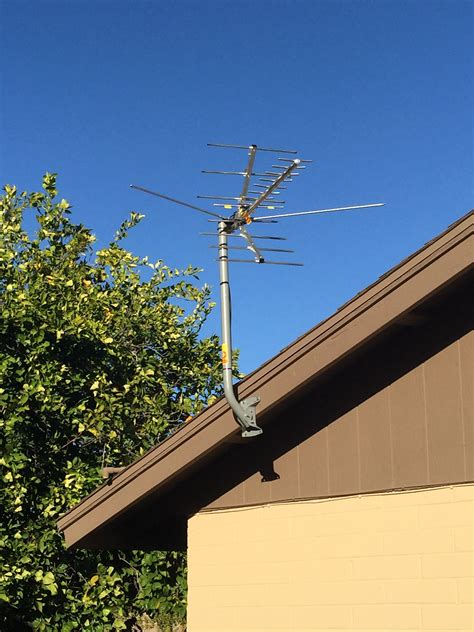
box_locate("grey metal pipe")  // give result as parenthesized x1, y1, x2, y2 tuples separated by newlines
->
(218, 222, 262, 437)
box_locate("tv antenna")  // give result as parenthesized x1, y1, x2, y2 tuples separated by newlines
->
(131, 143, 384, 438)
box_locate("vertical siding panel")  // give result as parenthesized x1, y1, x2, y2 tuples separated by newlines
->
(270, 445, 300, 502)
(424, 341, 465, 484)
(459, 331, 474, 480)
(205, 480, 245, 510)
(390, 367, 428, 487)
(358, 388, 393, 491)
(327, 410, 360, 496)
(298, 428, 330, 499)
(243, 470, 272, 506)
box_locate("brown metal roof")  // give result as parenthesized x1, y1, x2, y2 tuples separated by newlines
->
(57, 210, 473, 549)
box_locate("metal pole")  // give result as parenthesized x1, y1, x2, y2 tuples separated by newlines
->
(218, 222, 262, 437)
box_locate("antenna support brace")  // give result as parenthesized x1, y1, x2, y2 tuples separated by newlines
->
(235, 395, 262, 438)
(218, 222, 263, 438)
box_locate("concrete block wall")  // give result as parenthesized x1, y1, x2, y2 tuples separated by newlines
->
(187, 484, 474, 631)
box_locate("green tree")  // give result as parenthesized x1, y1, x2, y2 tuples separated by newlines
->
(0, 175, 223, 630)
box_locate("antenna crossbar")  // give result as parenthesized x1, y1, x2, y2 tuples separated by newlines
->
(208, 142, 297, 154)
(202, 170, 248, 175)
(198, 195, 284, 203)
(213, 203, 284, 209)
(200, 232, 287, 240)
(278, 157, 313, 163)
(209, 245, 295, 253)
(253, 184, 287, 190)
(223, 258, 304, 266)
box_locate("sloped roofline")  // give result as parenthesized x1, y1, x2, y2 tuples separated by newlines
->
(58, 211, 473, 547)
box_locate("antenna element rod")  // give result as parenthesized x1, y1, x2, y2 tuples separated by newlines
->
(130, 185, 224, 219)
(255, 203, 385, 220)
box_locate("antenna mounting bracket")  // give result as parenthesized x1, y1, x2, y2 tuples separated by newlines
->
(238, 396, 262, 438)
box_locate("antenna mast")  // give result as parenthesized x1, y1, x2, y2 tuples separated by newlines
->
(218, 221, 262, 437)
(131, 143, 384, 438)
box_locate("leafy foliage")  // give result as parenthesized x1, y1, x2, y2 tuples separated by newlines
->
(0, 175, 223, 630)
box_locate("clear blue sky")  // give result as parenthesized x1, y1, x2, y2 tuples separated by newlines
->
(1, 0, 472, 373)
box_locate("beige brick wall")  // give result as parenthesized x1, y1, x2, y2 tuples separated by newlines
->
(187, 484, 474, 631)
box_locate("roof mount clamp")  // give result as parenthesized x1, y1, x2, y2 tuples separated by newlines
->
(237, 396, 262, 438)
